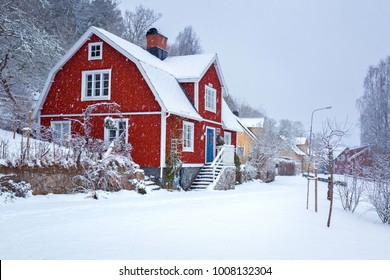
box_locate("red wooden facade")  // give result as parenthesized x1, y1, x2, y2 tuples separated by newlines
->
(334, 146, 374, 177)
(34, 27, 239, 178)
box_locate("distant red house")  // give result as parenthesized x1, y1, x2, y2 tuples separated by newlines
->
(32, 27, 241, 189)
(334, 146, 374, 177)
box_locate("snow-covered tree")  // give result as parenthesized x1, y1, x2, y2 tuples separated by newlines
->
(88, 0, 124, 36)
(278, 119, 306, 143)
(247, 118, 281, 182)
(122, 5, 161, 47)
(313, 119, 350, 226)
(0, 0, 63, 127)
(224, 93, 265, 118)
(357, 56, 390, 148)
(169, 26, 203, 56)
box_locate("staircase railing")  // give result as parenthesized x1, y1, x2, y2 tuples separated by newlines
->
(210, 145, 235, 179)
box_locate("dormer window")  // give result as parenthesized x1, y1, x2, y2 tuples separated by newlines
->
(205, 85, 216, 113)
(88, 42, 103, 60)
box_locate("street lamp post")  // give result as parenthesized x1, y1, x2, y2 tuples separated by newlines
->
(306, 106, 332, 210)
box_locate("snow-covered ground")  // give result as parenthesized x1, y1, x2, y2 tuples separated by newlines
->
(1, 175, 389, 260)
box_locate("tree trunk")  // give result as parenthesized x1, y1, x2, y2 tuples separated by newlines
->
(327, 149, 334, 227)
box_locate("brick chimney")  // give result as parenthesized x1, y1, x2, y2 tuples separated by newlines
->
(146, 28, 168, 60)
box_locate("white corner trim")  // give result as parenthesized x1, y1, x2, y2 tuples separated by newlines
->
(194, 81, 199, 111)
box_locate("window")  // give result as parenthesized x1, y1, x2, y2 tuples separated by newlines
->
(104, 118, 128, 143)
(51, 121, 71, 142)
(81, 69, 111, 100)
(236, 146, 245, 157)
(224, 132, 232, 145)
(205, 85, 216, 112)
(183, 121, 194, 152)
(88, 42, 103, 60)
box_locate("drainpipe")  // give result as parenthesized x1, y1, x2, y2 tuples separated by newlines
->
(160, 111, 171, 180)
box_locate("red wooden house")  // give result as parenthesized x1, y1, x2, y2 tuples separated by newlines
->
(334, 146, 374, 177)
(32, 27, 241, 189)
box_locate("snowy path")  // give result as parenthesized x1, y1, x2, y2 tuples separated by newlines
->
(1, 176, 389, 259)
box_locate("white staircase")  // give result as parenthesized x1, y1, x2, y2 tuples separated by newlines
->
(190, 162, 224, 190)
(144, 175, 160, 190)
(190, 145, 235, 190)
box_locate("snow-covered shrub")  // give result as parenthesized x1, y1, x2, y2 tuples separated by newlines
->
(164, 138, 182, 190)
(366, 180, 390, 224)
(0, 180, 31, 203)
(336, 175, 365, 213)
(73, 152, 137, 198)
(234, 153, 242, 184)
(241, 165, 257, 182)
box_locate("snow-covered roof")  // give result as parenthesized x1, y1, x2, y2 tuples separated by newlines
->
(140, 62, 202, 120)
(33, 26, 231, 122)
(222, 99, 243, 132)
(164, 54, 217, 80)
(291, 144, 306, 156)
(239, 118, 265, 128)
(295, 137, 307, 145)
(236, 117, 257, 141)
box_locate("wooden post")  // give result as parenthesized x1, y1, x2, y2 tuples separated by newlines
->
(306, 177, 310, 209)
(26, 111, 32, 151)
(315, 168, 318, 212)
(13, 117, 16, 139)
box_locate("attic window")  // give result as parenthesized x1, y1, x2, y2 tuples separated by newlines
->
(205, 85, 216, 113)
(88, 42, 103, 60)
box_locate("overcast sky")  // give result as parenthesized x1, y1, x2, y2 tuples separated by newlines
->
(120, 0, 390, 146)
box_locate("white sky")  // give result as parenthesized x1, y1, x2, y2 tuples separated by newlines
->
(120, 0, 390, 146)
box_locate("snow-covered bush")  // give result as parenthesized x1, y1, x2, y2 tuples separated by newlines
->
(336, 175, 365, 213)
(366, 180, 390, 224)
(0, 180, 31, 203)
(241, 165, 257, 182)
(72, 150, 137, 198)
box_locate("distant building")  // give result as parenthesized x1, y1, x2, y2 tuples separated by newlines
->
(334, 146, 374, 176)
(235, 117, 264, 163)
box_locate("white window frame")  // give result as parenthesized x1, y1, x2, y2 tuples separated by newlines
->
(104, 118, 129, 143)
(183, 121, 195, 152)
(205, 85, 217, 113)
(81, 69, 111, 101)
(224, 132, 232, 145)
(51, 120, 71, 142)
(88, 42, 103, 60)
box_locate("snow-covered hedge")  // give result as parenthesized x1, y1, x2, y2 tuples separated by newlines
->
(0, 128, 143, 199)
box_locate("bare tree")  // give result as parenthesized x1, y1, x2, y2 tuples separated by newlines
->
(122, 5, 162, 47)
(313, 119, 350, 227)
(169, 26, 203, 56)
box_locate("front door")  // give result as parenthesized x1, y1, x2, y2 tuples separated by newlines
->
(206, 128, 215, 163)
